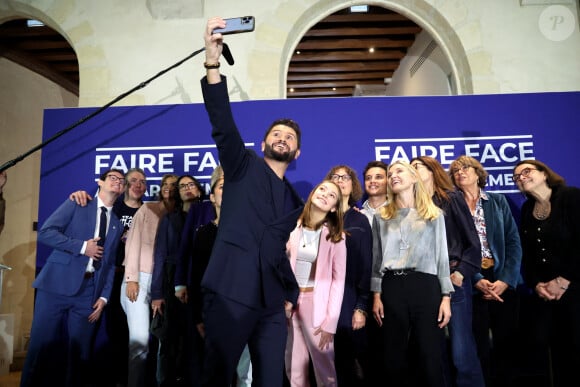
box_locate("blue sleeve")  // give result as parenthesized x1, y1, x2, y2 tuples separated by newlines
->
(38, 199, 85, 255)
(151, 215, 170, 300)
(449, 193, 481, 280)
(201, 76, 249, 180)
(353, 216, 373, 311)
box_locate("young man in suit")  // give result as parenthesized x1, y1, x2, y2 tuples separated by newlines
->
(20, 168, 125, 387)
(199, 17, 304, 387)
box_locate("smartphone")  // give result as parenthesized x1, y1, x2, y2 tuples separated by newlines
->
(212, 16, 255, 35)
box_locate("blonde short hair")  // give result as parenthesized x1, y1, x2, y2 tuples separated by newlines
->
(210, 165, 224, 193)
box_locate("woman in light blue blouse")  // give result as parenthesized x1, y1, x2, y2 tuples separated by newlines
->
(371, 160, 452, 387)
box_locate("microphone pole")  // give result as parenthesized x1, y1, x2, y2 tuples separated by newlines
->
(0, 46, 208, 173)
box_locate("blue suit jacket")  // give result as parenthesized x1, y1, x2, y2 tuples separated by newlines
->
(200, 76, 303, 309)
(35, 199, 122, 302)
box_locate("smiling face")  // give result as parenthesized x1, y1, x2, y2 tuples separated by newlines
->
(364, 166, 388, 199)
(125, 170, 147, 201)
(310, 181, 340, 214)
(451, 164, 478, 190)
(160, 176, 178, 201)
(387, 162, 417, 194)
(513, 163, 545, 193)
(261, 124, 300, 163)
(98, 170, 126, 197)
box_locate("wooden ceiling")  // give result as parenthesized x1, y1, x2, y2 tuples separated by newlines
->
(0, 6, 420, 99)
(287, 6, 421, 98)
(0, 19, 79, 95)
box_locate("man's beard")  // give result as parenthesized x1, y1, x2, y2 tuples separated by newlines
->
(263, 142, 297, 163)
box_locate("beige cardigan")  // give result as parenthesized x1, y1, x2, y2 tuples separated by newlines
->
(123, 201, 167, 282)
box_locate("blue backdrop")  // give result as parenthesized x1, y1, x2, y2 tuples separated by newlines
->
(38, 91, 580, 266)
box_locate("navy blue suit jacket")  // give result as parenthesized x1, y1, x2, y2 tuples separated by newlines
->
(338, 208, 373, 329)
(200, 76, 303, 309)
(35, 199, 122, 302)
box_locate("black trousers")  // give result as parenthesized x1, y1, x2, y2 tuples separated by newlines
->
(472, 268, 520, 387)
(380, 271, 445, 387)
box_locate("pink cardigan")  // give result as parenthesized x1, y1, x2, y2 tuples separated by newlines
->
(123, 201, 167, 282)
(286, 224, 347, 334)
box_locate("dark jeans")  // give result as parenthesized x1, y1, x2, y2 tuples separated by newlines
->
(446, 278, 485, 387)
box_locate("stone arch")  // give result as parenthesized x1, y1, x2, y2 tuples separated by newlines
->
(279, 0, 473, 97)
(0, 0, 84, 97)
(0, 1, 77, 55)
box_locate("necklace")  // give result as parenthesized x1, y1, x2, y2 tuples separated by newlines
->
(533, 201, 551, 220)
(399, 208, 412, 250)
(301, 228, 321, 248)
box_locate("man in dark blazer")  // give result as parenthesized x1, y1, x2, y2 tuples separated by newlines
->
(199, 17, 304, 387)
(20, 168, 125, 387)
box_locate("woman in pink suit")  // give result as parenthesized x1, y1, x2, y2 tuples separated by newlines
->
(285, 180, 347, 387)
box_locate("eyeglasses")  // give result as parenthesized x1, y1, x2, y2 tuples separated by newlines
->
(512, 167, 538, 182)
(107, 174, 126, 184)
(451, 165, 472, 175)
(331, 174, 352, 182)
(179, 182, 198, 191)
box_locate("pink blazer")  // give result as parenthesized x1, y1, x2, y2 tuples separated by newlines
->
(286, 224, 347, 334)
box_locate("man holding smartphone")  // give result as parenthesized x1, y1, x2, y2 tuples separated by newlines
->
(199, 17, 304, 387)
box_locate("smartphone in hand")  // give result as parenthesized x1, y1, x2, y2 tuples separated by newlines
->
(213, 16, 255, 35)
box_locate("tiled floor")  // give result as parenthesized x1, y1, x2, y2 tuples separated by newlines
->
(0, 371, 21, 387)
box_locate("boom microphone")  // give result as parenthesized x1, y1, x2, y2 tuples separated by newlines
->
(222, 43, 235, 66)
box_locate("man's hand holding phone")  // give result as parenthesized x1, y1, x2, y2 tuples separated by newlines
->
(212, 16, 255, 35)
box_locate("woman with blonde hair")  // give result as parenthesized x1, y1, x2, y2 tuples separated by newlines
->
(371, 160, 452, 387)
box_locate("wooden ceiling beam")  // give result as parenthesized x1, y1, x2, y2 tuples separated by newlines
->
(288, 88, 354, 98)
(321, 14, 411, 23)
(287, 71, 393, 81)
(296, 38, 414, 50)
(34, 52, 78, 61)
(290, 50, 405, 61)
(10, 40, 71, 50)
(287, 79, 388, 89)
(289, 61, 399, 72)
(0, 25, 61, 38)
(304, 26, 421, 37)
(0, 45, 78, 95)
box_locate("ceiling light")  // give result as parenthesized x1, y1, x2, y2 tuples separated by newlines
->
(350, 5, 369, 13)
(27, 20, 45, 27)
(369, 47, 375, 53)
(296, 50, 301, 55)
(289, 88, 295, 93)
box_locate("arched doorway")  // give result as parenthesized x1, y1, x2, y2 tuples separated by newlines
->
(281, 1, 472, 98)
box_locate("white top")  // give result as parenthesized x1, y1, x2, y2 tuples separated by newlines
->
(295, 228, 321, 287)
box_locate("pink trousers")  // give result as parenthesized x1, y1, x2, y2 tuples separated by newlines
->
(285, 291, 337, 387)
